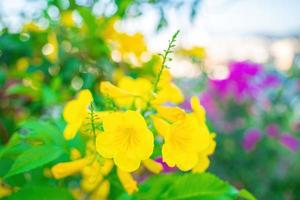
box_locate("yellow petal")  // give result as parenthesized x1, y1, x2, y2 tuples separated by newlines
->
(151, 115, 171, 138)
(81, 173, 103, 192)
(60, 11, 74, 27)
(190, 96, 206, 122)
(77, 89, 93, 106)
(143, 159, 163, 174)
(155, 106, 186, 123)
(192, 155, 210, 173)
(51, 158, 88, 179)
(114, 153, 141, 172)
(100, 160, 114, 176)
(96, 132, 116, 158)
(91, 180, 110, 200)
(100, 81, 132, 98)
(117, 168, 138, 195)
(64, 123, 81, 140)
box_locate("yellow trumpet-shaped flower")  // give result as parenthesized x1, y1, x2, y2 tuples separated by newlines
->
(153, 69, 184, 105)
(192, 133, 216, 173)
(63, 89, 93, 140)
(100, 72, 183, 108)
(51, 158, 88, 179)
(60, 11, 75, 27)
(117, 168, 138, 194)
(91, 180, 110, 200)
(143, 159, 163, 174)
(81, 159, 114, 192)
(161, 114, 210, 171)
(100, 77, 151, 108)
(96, 111, 154, 172)
(100, 81, 132, 99)
(153, 96, 214, 171)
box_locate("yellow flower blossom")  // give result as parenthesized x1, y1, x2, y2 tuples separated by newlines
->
(81, 159, 113, 192)
(143, 159, 163, 174)
(91, 180, 110, 200)
(22, 22, 44, 32)
(96, 111, 154, 172)
(153, 96, 215, 171)
(16, 57, 29, 71)
(63, 89, 92, 140)
(100, 72, 183, 108)
(177, 46, 206, 59)
(117, 168, 138, 194)
(153, 69, 184, 104)
(45, 32, 58, 63)
(51, 158, 88, 179)
(192, 133, 216, 173)
(60, 11, 75, 27)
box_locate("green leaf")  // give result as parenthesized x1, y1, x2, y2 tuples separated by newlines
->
(238, 189, 257, 200)
(6, 186, 74, 200)
(5, 145, 63, 178)
(20, 120, 66, 147)
(133, 173, 240, 200)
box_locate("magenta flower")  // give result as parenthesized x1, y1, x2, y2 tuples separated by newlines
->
(266, 124, 280, 138)
(280, 134, 300, 152)
(242, 129, 261, 152)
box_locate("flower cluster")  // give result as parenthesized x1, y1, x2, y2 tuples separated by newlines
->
(50, 33, 216, 197)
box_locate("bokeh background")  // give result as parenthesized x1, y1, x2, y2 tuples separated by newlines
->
(1, 0, 300, 199)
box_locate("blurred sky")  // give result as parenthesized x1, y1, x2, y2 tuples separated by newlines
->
(1, 0, 299, 72)
(1, 0, 300, 36)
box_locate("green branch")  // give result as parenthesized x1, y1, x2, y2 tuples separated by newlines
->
(153, 30, 180, 93)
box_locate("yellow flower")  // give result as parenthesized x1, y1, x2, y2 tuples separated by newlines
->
(100, 73, 183, 108)
(45, 32, 58, 63)
(96, 111, 154, 172)
(143, 159, 163, 174)
(60, 11, 75, 27)
(153, 69, 184, 105)
(192, 133, 216, 173)
(117, 76, 152, 108)
(100, 81, 132, 99)
(161, 114, 210, 171)
(22, 22, 44, 32)
(63, 89, 93, 140)
(81, 159, 113, 192)
(91, 180, 110, 200)
(51, 158, 88, 179)
(16, 57, 29, 71)
(153, 96, 214, 171)
(177, 46, 206, 59)
(117, 168, 138, 194)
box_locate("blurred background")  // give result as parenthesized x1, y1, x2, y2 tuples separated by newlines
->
(0, 0, 300, 199)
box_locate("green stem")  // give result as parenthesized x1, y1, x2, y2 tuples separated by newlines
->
(153, 30, 180, 93)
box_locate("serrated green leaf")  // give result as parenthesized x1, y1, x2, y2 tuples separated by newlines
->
(5, 145, 63, 178)
(6, 186, 74, 200)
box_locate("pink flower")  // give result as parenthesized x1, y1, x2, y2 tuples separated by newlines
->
(266, 124, 280, 138)
(243, 129, 261, 152)
(280, 134, 300, 152)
